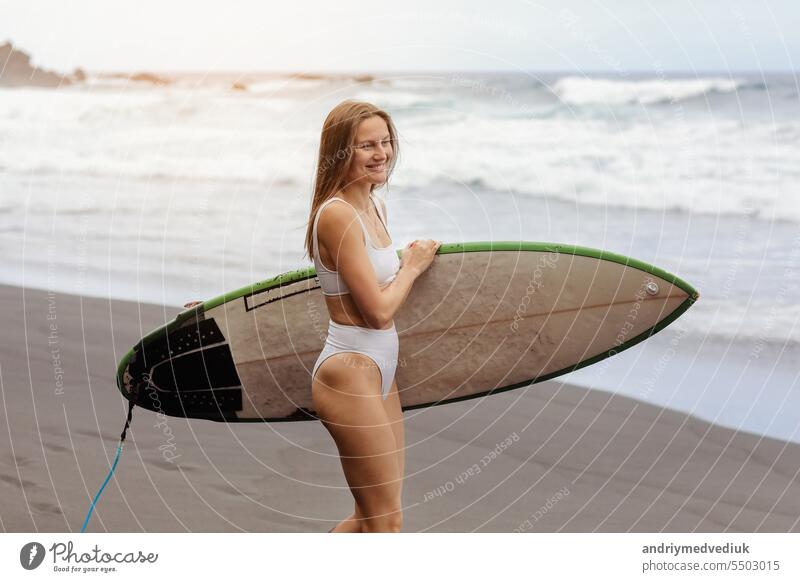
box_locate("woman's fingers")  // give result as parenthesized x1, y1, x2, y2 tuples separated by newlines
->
(407, 239, 441, 250)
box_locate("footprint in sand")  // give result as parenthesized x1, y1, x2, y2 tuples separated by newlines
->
(44, 442, 71, 454)
(209, 482, 256, 498)
(31, 500, 64, 516)
(0, 453, 33, 468)
(0, 473, 38, 490)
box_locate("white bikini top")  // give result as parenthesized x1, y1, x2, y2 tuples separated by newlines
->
(312, 193, 401, 296)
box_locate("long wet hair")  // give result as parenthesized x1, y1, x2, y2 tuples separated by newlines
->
(303, 100, 400, 261)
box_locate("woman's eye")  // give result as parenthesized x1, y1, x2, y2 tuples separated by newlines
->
(382, 139, 392, 146)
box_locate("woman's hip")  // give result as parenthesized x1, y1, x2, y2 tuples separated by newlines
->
(324, 319, 398, 351)
(312, 319, 399, 398)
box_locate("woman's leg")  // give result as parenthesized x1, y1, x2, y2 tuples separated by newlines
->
(332, 379, 404, 532)
(382, 379, 405, 499)
(312, 353, 403, 533)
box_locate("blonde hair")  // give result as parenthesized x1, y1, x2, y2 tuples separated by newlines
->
(303, 100, 400, 261)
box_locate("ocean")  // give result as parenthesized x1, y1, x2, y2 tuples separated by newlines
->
(1, 71, 797, 441)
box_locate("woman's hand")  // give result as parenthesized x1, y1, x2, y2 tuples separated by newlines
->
(401, 239, 441, 277)
(183, 300, 203, 309)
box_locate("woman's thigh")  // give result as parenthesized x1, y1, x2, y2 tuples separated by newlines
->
(312, 353, 403, 516)
(381, 379, 405, 494)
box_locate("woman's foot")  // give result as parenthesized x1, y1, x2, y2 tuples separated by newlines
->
(328, 511, 362, 533)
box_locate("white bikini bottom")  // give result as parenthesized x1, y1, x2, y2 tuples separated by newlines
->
(311, 319, 399, 400)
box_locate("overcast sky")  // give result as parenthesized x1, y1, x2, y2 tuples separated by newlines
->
(2, 0, 798, 73)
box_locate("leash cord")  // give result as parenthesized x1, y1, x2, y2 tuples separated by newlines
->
(80, 398, 135, 532)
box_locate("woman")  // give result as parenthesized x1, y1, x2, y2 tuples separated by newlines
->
(187, 100, 438, 532)
(306, 100, 438, 533)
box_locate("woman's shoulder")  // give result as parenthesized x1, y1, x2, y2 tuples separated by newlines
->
(316, 197, 360, 236)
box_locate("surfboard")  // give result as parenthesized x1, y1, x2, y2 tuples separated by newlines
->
(116, 241, 699, 422)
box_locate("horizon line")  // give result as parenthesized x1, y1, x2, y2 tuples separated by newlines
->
(87, 68, 800, 76)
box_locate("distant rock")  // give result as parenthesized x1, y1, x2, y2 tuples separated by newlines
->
(231, 82, 248, 91)
(129, 72, 171, 86)
(98, 71, 171, 86)
(295, 73, 326, 81)
(72, 68, 87, 82)
(0, 41, 71, 88)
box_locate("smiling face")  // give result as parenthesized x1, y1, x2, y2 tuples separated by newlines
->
(345, 115, 393, 187)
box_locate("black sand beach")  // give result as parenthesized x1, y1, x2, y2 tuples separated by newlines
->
(1, 283, 798, 532)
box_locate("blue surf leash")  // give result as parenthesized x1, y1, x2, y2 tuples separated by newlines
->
(80, 399, 136, 532)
